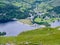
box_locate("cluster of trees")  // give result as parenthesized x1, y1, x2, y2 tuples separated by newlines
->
(0, 2, 30, 23)
(52, 6, 60, 14)
(0, 32, 6, 36)
(0, 0, 60, 24)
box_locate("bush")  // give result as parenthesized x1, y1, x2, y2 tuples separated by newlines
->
(0, 32, 6, 36)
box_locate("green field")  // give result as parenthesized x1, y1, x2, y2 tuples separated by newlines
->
(0, 27, 60, 45)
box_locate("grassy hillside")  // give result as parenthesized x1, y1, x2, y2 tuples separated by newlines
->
(17, 27, 60, 45)
(0, 27, 60, 45)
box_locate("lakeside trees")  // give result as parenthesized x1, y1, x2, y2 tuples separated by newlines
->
(0, 2, 30, 22)
(0, 32, 6, 36)
(0, 0, 60, 26)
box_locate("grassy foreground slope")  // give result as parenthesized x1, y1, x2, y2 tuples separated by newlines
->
(17, 27, 60, 45)
(0, 27, 60, 45)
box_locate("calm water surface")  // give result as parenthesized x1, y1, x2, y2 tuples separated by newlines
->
(0, 21, 35, 36)
(0, 20, 60, 36)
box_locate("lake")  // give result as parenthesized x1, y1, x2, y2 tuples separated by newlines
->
(0, 21, 36, 36)
(0, 20, 60, 36)
(50, 20, 60, 27)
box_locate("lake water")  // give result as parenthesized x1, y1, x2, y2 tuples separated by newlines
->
(0, 20, 60, 36)
(0, 21, 36, 36)
(50, 20, 60, 27)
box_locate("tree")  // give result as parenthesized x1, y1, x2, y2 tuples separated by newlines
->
(1, 32, 6, 36)
(52, 6, 60, 14)
(0, 2, 30, 23)
(0, 32, 6, 36)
